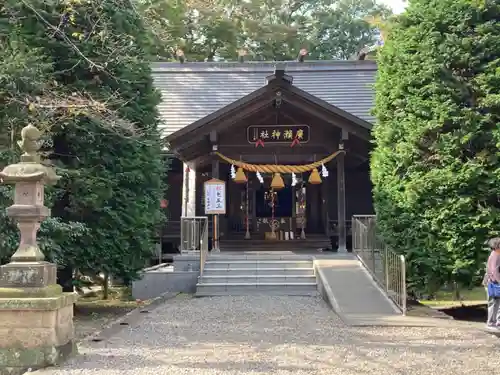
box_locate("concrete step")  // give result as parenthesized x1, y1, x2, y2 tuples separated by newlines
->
(219, 239, 332, 251)
(221, 238, 330, 244)
(196, 255, 317, 296)
(204, 260, 314, 269)
(208, 254, 314, 261)
(202, 267, 315, 276)
(199, 275, 317, 284)
(220, 245, 331, 251)
(195, 282, 318, 296)
(220, 242, 331, 247)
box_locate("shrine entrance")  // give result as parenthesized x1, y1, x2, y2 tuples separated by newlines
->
(166, 64, 375, 251)
(226, 168, 327, 241)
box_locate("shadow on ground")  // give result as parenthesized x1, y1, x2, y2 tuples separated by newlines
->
(74, 305, 134, 339)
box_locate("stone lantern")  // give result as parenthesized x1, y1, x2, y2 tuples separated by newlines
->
(0, 124, 77, 374)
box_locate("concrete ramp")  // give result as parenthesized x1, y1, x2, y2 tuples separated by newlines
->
(314, 255, 401, 325)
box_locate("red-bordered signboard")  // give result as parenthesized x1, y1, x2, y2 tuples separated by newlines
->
(204, 179, 226, 215)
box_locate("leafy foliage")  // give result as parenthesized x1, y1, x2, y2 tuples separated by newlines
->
(0, 0, 165, 285)
(371, 0, 500, 296)
(138, 0, 391, 61)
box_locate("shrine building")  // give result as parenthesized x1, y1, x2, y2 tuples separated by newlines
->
(153, 59, 377, 252)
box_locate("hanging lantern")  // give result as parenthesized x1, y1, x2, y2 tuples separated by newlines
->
(308, 168, 322, 184)
(234, 167, 247, 183)
(271, 172, 285, 190)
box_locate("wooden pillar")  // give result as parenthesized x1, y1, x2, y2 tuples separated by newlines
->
(252, 181, 257, 236)
(182, 163, 190, 217)
(211, 155, 220, 179)
(210, 131, 220, 251)
(210, 131, 219, 179)
(322, 177, 328, 237)
(337, 131, 348, 252)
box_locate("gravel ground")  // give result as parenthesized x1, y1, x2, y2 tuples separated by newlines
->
(35, 295, 500, 375)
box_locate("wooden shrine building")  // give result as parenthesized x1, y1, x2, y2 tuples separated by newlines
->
(153, 60, 377, 252)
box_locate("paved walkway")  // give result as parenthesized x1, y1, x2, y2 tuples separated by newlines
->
(315, 256, 400, 324)
(35, 295, 500, 375)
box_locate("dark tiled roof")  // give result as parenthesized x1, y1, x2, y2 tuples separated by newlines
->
(151, 60, 377, 137)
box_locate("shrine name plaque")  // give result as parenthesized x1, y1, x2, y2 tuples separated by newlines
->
(247, 125, 310, 144)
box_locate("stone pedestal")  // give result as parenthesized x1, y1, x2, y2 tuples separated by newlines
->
(0, 262, 62, 298)
(0, 294, 78, 374)
(0, 124, 77, 374)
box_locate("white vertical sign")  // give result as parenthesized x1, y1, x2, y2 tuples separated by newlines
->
(204, 179, 226, 215)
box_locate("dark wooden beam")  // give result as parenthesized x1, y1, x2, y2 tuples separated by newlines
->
(281, 111, 301, 124)
(186, 154, 213, 169)
(209, 130, 218, 145)
(284, 95, 371, 141)
(210, 131, 220, 179)
(171, 98, 273, 154)
(337, 137, 348, 252)
(175, 141, 211, 164)
(322, 176, 329, 237)
(257, 111, 279, 125)
(219, 144, 332, 153)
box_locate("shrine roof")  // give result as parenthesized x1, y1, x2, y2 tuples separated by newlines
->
(151, 60, 377, 139)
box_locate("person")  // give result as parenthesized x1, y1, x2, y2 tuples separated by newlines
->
(484, 237, 500, 329)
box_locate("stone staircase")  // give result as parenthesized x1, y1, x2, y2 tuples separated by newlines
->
(195, 254, 317, 296)
(219, 235, 332, 252)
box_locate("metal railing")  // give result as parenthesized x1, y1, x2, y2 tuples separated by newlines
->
(352, 215, 407, 315)
(180, 216, 209, 276)
(161, 220, 213, 239)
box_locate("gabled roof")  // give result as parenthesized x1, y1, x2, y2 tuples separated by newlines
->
(166, 68, 372, 156)
(152, 60, 377, 138)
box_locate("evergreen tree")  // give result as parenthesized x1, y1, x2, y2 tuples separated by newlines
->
(1, 0, 165, 293)
(0, 4, 87, 265)
(372, 0, 500, 296)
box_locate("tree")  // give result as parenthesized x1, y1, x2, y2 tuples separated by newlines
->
(1, 0, 165, 295)
(0, 6, 87, 265)
(139, 0, 391, 61)
(371, 0, 500, 296)
(310, 0, 391, 60)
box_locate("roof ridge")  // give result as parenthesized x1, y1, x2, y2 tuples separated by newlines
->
(150, 60, 377, 73)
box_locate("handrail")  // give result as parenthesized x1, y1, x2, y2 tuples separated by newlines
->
(161, 220, 213, 238)
(351, 215, 407, 315)
(180, 217, 209, 277)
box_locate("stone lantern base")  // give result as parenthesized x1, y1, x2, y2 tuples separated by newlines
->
(0, 293, 78, 375)
(0, 261, 62, 298)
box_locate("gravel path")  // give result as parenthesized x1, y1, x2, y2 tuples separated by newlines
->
(36, 295, 500, 375)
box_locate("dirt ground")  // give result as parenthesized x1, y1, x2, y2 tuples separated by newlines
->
(73, 287, 146, 340)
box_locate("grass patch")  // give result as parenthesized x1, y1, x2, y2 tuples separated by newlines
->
(77, 286, 148, 308)
(419, 287, 486, 309)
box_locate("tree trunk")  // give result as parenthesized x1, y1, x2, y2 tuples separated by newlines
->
(453, 282, 462, 302)
(102, 272, 109, 300)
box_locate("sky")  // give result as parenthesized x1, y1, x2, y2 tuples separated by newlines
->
(380, 0, 407, 14)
